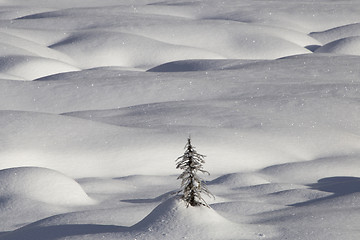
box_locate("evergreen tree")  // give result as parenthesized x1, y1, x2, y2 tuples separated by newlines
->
(176, 137, 214, 207)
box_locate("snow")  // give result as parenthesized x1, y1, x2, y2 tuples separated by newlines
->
(315, 36, 360, 55)
(0, 0, 360, 239)
(50, 30, 224, 69)
(0, 167, 95, 206)
(0, 167, 95, 231)
(310, 23, 360, 44)
(0, 55, 79, 80)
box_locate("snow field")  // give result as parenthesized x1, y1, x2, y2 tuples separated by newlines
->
(0, 0, 360, 239)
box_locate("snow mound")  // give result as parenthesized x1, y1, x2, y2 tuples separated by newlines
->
(0, 6, 54, 20)
(134, 21, 313, 60)
(50, 30, 224, 69)
(209, 172, 269, 187)
(315, 36, 360, 56)
(0, 55, 79, 80)
(261, 155, 360, 184)
(0, 32, 76, 64)
(310, 23, 360, 44)
(263, 188, 331, 206)
(0, 167, 95, 206)
(0, 28, 71, 47)
(0, 197, 274, 240)
(130, 197, 265, 239)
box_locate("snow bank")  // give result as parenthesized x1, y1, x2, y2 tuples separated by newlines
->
(0, 197, 274, 240)
(315, 36, 360, 56)
(129, 21, 313, 61)
(261, 155, 360, 184)
(0, 31, 79, 80)
(209, 172, 269, 187)
(205, 2, 360, 33)
(0, 32, 76, 64)
(0, 28, 71, 47)
(50, 30, 224, 69)
(310, 23, 360, 44)
(0, 167, 95, 206)
(0, 55, 79, 80)
(0, 6, 53, 20)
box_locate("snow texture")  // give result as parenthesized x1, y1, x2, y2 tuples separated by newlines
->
(0, 0, 360, 239)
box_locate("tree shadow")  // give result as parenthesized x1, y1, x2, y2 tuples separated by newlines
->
(291, 176, 360, 207)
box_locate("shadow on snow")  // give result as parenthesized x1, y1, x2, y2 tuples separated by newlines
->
(0, 224, 128, 240)
(291, 176, 360, 207)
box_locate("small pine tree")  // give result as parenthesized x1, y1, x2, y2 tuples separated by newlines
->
(176, 137, 214, 207)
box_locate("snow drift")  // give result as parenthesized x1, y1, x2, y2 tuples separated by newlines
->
(50, 30, 225, 69)
(128, 197, 268, 240)
(310, 22, 360, 44)
(315, 36, 360, 56)
(0, 197, 273, 240)
(0, 55, 79, 80)
(0, 167, 95, 206)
